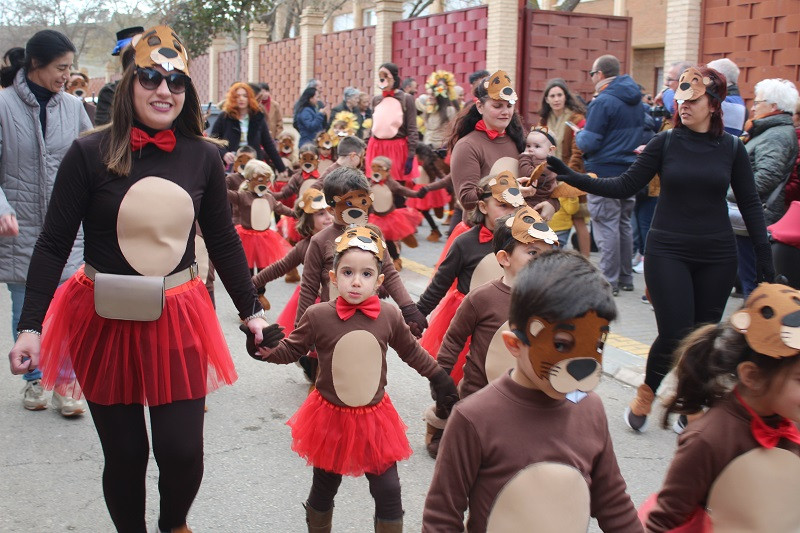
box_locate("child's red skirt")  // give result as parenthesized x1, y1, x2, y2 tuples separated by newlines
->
(39, 267, 237, 406)
(366, 137, 419, 183)
(406, 183, 450, 211)
(270, 181, 295, 210)
(637, 494, 711, 532)
(420, 289, 471, 384)
(369, 208, 422, 242)
(288, 389, 411, 476)
(236, 226, 292, 269)
(435, 221, 470, 270)
(276, 215, 302, 244)
(276, 286, 320, 335)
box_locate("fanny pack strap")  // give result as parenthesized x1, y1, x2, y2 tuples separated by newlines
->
(84, 263, 198, 290)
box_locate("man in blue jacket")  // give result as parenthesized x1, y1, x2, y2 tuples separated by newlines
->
(576, 54, 643, 295)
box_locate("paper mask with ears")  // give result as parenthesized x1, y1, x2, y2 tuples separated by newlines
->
(730, 283, 800, 358)
(317, 132, 334, 153)
(505, 205, 558, 245)
(331, 189, 374, 226)
(487, 171, 525, 207)
(334, 225, 386, 259)
(67, 74, 89, 98)
(242, 160, 274, 197)
(299, 150, 319, 174)
(297, 188, 327, 214)
(370, 159, 391, 184)
(131, 25, 189, 74)
(514, 311, 610, 394)
(234, 153, 254, 175)
(674, 67, 713, 103)
(484, 70, 517, 105)
(277, 132, 295, 156)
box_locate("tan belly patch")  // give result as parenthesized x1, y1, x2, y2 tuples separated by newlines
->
(117, 176, 195, 276)
(331, 330, 383, 406)
(298, 178, 318, 196)
(486, 462, 590, 532)
(250, 197, 272, 231)
(489, 156, 519, 180)
(372, 98, 403, 139)
(470, 254, 503, 292)
(372, 184, 394, 214)
(707, 447, 800, 532)
(194, 234, 210, 281)
(484, 321, 513, 382)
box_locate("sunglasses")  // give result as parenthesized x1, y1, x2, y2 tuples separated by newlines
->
(135, 67, 190, 94)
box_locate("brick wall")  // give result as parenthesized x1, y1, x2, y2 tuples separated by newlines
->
(574, 0, 666, 48)
(88, 77, 106, 97)
(633, 47, 665, 95)
(391, 6, 488, 98)
(192, 53, 210, 104)
(520, 9, 631, 126)
(217, 48, 248, 101)
(314, 26, 375, 110)
(701, 0, 800, 102)
(259, 38, 302, 115)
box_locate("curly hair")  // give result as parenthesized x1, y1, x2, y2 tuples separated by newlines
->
(222, 82, 261, 120)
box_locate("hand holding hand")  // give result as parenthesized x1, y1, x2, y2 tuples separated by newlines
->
(429, 368, 459, 416)
(9, 332, 40, 375)
(401, 303, 428, 338)
(223, 151, 236, 166)
(404, 156, 415, 175)
(416, 186, 429, 198)
(240, 322, 284, 360)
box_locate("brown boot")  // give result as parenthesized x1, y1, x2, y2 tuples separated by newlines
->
(304, 502, 333, 533)
(171, 527, 193, 533)
(284, 267, 301, 283)
(393, 258, 403, 271)
(375, 517, 403, 533)
(624, 384, 655, 432)
(426, 229, 441, 242)
(433, 206, 444, 218)
(258, 293, 271, 311)
(401, 234, 418, 248)
(424, 405, 448, 458)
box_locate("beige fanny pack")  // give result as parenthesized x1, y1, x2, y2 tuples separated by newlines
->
(86, 263, 197, 322)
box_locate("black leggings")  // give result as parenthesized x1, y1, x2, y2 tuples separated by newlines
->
(307, 464, 403, 520)
(386, 241, 400, 260)
(643, 255, 737, 392)
(421, 210, 439, 232)
(87, 398, 206, 533)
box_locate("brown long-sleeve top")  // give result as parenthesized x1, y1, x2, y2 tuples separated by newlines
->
(371, 177, 421, 216)
(225, 171, 245, 225)
(371, 89, 418, 157)
(518, 153, 558, 207)
(646, 394, 800, 532)
(267, 299, 439, 407)
(225, 189, 294, 230)
(295, 222, 413, 325)
(437, 278, 511, 399)
(272, 169, 319, 200)
(422, 372, 641, 532)
(252, 238, 309, 289)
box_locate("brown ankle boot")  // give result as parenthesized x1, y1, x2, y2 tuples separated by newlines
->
(424, 404, 448, 458)
(426, 229, 441, 242)
(258, 293, 271, 311)
(393, 258, 403, 271)
(172, 527, 192, 533)
(433, 207, 444, 218)
(374, 516, 403, 533)
(304, 502, 333, 533)
(401, 234, 418, 248)
(624, 384, 655, 432)
(284, 267, 301, 283)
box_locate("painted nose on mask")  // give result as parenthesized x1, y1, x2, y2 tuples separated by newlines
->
(567, 359, 598, 381)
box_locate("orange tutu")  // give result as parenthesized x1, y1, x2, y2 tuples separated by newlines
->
(287, 389, 411, 476)
(39, 267, 237, 406)
(420, 289, 471, 384)
(637, 494, 711, 532)
(369, 208, 423, 242)
(406, 183, 450, 211)
(236, 225, 292, 269)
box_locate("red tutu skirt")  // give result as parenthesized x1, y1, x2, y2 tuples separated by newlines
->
(270, 181, 296, 210)
(637, 494, 711, 532)
(369, 208, 423, 242)
(435, 221, 470, 270)
(406, 183, 450, 211)
(420, 289, 471, 384)
(276, 215, 302, 244)
(39, 268, 237, 406)
(236, 226, 292, 269)
(276, 286, 320, 335)
(366, 137, 419, 183)
(287, 389, 411, 476)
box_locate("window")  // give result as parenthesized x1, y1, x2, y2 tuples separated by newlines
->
(333, 13, 354, 32)
(362, 9, 376, 26)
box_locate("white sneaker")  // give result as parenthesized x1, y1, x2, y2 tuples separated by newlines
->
(633, 259, 645, 274)
(51, 391, 86, 417)
(22, 379, 47, 410)
(631, 252, 643, 267)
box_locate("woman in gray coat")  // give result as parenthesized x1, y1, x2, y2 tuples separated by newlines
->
(0, 30, 92, 415)
(728, 78, 799, 298)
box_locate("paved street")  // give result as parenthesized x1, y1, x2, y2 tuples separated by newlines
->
(1, 229, 742, 532)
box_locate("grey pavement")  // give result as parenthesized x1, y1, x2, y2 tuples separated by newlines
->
(1, 227, 732, 532)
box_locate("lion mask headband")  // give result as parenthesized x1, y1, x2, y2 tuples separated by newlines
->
(513, 311, 610, 395)
(505, 205, 558, 246)
(331, 189, 373, 226)
(482, 171, 525, 208)
(484, 70, 517, 105)
(132, 25, 190, 75)
(730, 283, 800, 358)
(298, 188, 328, 214)
(334, 225, 386, 259)
(674, 67, 720, 105)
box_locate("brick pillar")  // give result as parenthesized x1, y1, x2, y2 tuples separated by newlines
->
(352, 0, 363, 28)
(663, 0, 701, 65)
(208, 37, 227, 103)
(486, 0, 520, 83)
(273, 3, 288, 40)
(247, 23, 268, 82)
(613, 0, 627, 16)
(323, 17, 334, 34)
(104, 60, 116, 83)
(299, 7, 324, 89)
(374, 0, 404, 80)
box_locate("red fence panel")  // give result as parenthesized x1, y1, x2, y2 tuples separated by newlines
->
(259, 38, 302, 118)
(313, 27, 375, 111)
(217, 48, 248, 101)
(191, 53, 210, 104)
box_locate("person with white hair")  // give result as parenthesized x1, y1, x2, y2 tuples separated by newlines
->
(728, 77, 799, 297)
(707, 57, 747, 135)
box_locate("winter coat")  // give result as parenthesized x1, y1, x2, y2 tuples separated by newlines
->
(0, 69, 91, 284)
(210, 110, 287, 173)
(575, 75, 645, 177)
(295, 106, 327, 146)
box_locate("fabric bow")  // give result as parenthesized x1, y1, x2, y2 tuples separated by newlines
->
(475, 120, 505, 140)
(735, 389, 800, 449)
(302, 170, 320, 180)
(479, 225, 493, 243)
(382, 89, 395, 99)
(336, 295, 381, 321)
(130, 127, 176, 152)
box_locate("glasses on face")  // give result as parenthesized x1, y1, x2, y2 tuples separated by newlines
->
(135, 67, 190, 94)
(589, 70, 599, 77)
(753, 100, 767, 105)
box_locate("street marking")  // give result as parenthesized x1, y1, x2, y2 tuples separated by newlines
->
(401, 258, 651, 359)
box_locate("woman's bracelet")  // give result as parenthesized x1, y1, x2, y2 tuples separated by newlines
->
(18, 329, 41, 336)
(243, 310, 268, 324)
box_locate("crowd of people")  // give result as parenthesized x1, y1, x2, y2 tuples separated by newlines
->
(2, 23, 800, 533)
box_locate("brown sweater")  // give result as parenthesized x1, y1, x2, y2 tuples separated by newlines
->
(646, 394, 800, 532)
(295, 222, 413, 325)
(225, 171, 245, 225)
(272, 169, 320, 200)
(437, 278, 511, 399)
(267, 299, 439, 407)
(371, 178, 420, 215)
(422, 372, 641, 532)
(226, 189, 294, 230)
(252, 238, 309, 289)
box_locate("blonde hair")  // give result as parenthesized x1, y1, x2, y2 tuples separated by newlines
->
(371, 156, 392, 170)
(243, 159, 273, 181)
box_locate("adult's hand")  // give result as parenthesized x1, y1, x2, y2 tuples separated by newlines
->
(9, 332, 40, 375)
(223, 151, 236, 166)
(277, 170, 289, 181)
(533, 200, 556, 221)
(247, 317, 270, 345)
(0, 214, 19, 236)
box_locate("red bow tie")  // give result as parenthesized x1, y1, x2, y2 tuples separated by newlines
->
(302, 170, 320, 180)
(382, 89, 395, 99)
(130, 127, 176, 152)
(319, 154, 332, 161)
(479, 225, 494, 243)
(735, 389, 800, 449)
(475, 120, 506, 140)
(336, 295, 381, 321)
